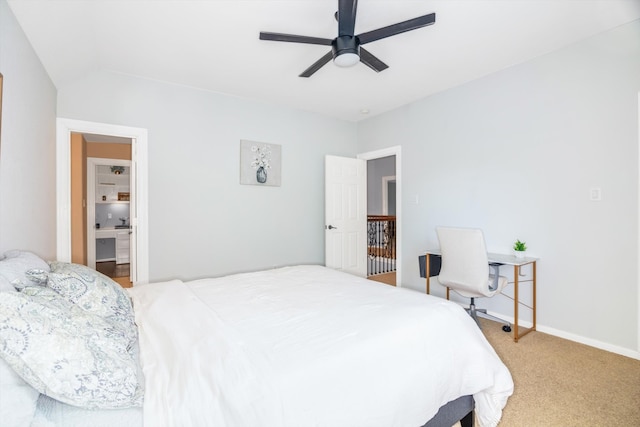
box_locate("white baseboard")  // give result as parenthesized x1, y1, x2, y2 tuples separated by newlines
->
(535, 324, 640, 360)
(486, 310, 640, 361)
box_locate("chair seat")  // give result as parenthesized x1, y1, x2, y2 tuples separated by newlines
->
(439, 274, 508, 299)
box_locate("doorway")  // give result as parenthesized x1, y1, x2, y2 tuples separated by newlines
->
(56, 118, 149, 285)
(358, 146, 402, 287)
(87, 157, 133, 287)
(365, 156, 397, 286)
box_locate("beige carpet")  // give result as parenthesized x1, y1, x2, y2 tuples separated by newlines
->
(474, 319, 640, 426)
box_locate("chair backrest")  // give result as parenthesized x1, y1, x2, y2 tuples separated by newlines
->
(436, 227, 492, 297)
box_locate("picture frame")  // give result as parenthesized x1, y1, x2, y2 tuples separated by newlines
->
(239, 140, 281, 186)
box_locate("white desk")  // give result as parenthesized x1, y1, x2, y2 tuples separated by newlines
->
(423, 250, 538, 342)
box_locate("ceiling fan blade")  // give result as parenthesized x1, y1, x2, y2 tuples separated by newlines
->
(299, 51, 334, 78)
(357, 12, 436, 45)
(338, 0, 358, 36)
(260, 32, 332, 46)
(359, 47, 388, 73)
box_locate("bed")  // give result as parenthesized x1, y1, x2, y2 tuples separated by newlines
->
(0, 251, 513, 427)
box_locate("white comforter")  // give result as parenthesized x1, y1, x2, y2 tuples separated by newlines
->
(129, 265, 513, 427)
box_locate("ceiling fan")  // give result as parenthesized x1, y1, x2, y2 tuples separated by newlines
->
(259, 0, 436, 78)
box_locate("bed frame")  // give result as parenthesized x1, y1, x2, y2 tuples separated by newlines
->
(422, 395, 475, 427)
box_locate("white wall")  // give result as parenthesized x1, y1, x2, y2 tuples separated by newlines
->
(0, 0, 57, 259)
(358, 20, 640, 355)
(57, 71, 358, 282)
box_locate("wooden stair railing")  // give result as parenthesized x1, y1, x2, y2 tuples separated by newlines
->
(367, 215, 396, 276)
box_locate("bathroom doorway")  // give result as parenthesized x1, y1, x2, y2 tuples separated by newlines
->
(87, 157, 133, 287)
(57, 118, 149, 285)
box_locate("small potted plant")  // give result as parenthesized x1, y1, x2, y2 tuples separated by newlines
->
(513, 239, 527, 259)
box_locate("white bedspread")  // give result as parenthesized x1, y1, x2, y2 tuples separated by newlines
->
(129, 265, 513, 427)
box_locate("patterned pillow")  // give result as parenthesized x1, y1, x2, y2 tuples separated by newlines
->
(24, 268, 49, 285)
(44, 262, 137, 345)
(0, 251, 50, 290)
(0, 287, 143, 409)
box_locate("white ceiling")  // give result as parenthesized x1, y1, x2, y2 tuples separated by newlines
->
(8, 0, 640, 122)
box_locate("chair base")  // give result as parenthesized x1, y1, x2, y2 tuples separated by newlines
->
(466, 298, 511, 332)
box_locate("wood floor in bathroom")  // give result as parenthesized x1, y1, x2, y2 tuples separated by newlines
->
(96, 261, 132, 288)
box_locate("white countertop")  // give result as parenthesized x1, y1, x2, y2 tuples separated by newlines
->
(96, 227, 130, 238)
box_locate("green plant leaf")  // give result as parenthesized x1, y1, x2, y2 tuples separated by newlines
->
(513, 239, 527, 251)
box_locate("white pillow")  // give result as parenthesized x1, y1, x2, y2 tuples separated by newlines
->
(0, 276, 15, 292)
(0, 357, 40, 427)
(0, 251, 50, 289)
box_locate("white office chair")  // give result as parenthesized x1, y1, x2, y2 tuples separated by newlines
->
(436, 227, 511, 332)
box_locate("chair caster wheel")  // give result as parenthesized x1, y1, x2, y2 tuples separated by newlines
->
(502, 325, 512, 333)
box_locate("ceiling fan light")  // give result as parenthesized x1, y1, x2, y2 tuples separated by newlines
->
(334, 52, 360, 68)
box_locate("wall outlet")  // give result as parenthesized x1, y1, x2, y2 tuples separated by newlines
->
(107, 213, 112, 219)
(589, 187, 601, 201)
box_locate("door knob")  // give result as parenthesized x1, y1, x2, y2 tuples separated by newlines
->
(326, 225, 338, 230)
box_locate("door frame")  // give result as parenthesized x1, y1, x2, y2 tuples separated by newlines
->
(358, 146, 402, 286)
(56, 118, 149, 285)
(381, 175, 396, 215)
(637, 91, 640, 354)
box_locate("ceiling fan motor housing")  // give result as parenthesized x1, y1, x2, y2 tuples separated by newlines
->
(332, 35, 360, 67)
(332, 35, 359, 57)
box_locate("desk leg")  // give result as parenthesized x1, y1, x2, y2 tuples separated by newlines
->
(425, 255, 431, 294)
(513, 261, 537, 342)
(532, 261, 537, 332)
(513, 265, 519, 342)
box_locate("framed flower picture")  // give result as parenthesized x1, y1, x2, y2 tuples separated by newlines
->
(239, 140, 281, 186)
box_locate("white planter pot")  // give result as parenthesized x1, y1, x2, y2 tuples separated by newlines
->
(515, 250, 526, 259)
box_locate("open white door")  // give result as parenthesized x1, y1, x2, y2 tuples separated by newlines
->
(325, 155, 367, 277)
(129, 139, 138, 283)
